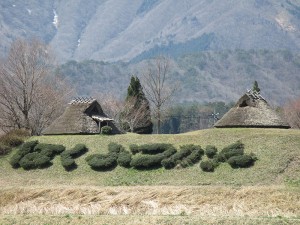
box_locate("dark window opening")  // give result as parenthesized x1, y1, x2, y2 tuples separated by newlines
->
(239, 100, 248, 107)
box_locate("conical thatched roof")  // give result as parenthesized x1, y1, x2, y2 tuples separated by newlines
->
(214, 91, 290, 128)
(43, 97, 121, 135)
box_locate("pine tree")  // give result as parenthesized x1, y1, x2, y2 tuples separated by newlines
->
(252, 80, 260, 94)
(121, 76, 153, 134)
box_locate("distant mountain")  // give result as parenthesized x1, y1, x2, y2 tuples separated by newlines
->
(0, 0, 299, 62)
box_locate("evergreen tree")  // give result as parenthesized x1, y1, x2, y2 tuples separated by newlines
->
(121, 76, 153, 134)
(252, 80, 261, 93)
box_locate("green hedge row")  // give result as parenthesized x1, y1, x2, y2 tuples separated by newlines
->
(200, 141, 257, 172)
(9, 140, 257, 172)
(129, 143, 174, 155)
(61, 144, 88, 170)
(161, 144, 203, 169)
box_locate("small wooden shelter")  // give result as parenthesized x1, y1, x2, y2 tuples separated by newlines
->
(214, 90, 290, 128)
(43, 97, 121, 135)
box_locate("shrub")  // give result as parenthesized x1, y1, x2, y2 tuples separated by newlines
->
(138, 143, 174, 155)
(60, 144, 86, 171)
(161, 145, 201, 169)
(18, 140, 39, 157)
(185, 149, 203, 164)
(9, 140, 39, 168)
(34, 143, 65, 158)
(0, 135, 24, 148)
(61, 155, 76, 170)
(108, 142, 125, 154)
(205, 145, 218, 159)
(19, 152, 51, 170)
(0, 144, 10, 156)
(0, 129, 29, 148)
(101, 126, 112, 135)
(227, 155, 256, 168)
(129, 144, 139, 155)
(130, 150, 171, 169)
(217, 141, 244, 161)
(117, 151, 132, 168)
(86, 154, 117, 170)
(63, 144, 88, 158)
(200, 160, 215, 172)
(9, 153, 23, 168)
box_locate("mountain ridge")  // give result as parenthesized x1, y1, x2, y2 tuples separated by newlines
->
(0, 0, 299, 62)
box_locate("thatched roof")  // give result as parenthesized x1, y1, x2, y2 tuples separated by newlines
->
(43, 97, 121, 135)
(214, 91, 290, 128)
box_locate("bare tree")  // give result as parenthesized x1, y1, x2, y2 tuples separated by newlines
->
(0, 39, 72, 135)
(142, 56, 178, 134)
(119, 96, 151, 133)
(284, 99, 300, 128)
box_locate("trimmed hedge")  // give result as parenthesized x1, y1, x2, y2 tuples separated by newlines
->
(108, 142, 125, 154)
(161, 144, 203, 169)
(61, 155, 76, 170)
(129, 144, 139, 155)
(9, 140, 39, 168)
(60, 144, 88, 170)
(62, 144, 88, 159)
(19, 152, 51, 170)
(216, 141, 244, 162)
(85, 143, 125, 170)
(133, 143, 174, 155)
(130, 146, 176, 170)
(117, 151, 132, 168)
(34, 143, 65, 158)
(227, 154, 256, 168)
(86, 154, 117, 170)
(205, 145, 218, 159)
(200, 160, 215, 172)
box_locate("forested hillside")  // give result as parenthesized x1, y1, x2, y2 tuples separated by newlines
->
(58, 50, 300, 105)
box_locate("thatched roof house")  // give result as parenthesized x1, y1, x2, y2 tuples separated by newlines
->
(214, 90, 290, 128)
(43, 97, 121, 135)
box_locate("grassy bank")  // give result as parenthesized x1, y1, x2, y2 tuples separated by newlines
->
(0, 128, 299, 224)
(1, 128, 299, 187)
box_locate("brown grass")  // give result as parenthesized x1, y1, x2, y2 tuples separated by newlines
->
(0, 185, 299, 218)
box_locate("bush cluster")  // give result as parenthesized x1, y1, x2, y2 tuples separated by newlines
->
(200, 141, 258, 172)
(117, 150, 132, 168)
(227, 155, 256, 168)
(130, 146, 176, 170)
(217, 141, 244, 162)
(86, 153, 117, 170)
(34, 143, 65, 158)
(19, 152, 51, 170)
(162, 144, 203, 169)
(86, 142, 125, 170)
(61, 144, 88, 170)
(9, 140, 39, 168)
(130, 143, 173, 155)
(9, 141, 66, 170)
(205, 145, 218, 159)
(200, 160, 215, 172)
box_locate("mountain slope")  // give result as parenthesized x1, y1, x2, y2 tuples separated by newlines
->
(0, 0, 299, 62)
(58, 50, 300, 105)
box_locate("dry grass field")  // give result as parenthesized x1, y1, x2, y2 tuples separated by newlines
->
(0, 128, 299, 224)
